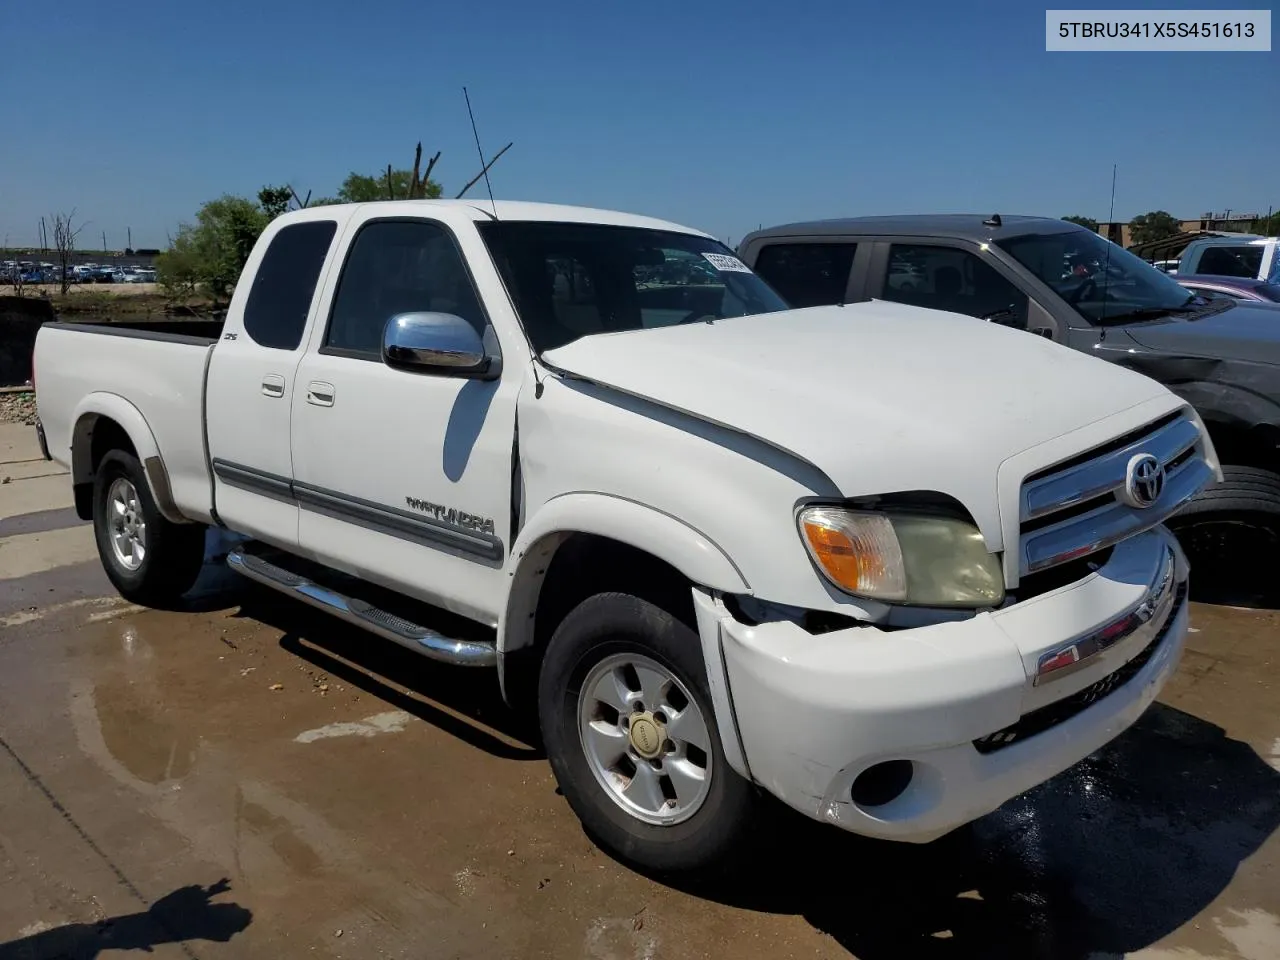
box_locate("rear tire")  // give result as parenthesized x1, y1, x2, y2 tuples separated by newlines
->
(92, 450, 206, 606)
(538, 592, 757, 875)
(1168, 464, 1280, 606)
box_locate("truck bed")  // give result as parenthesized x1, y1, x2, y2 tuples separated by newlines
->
(33, 320, 219, 524)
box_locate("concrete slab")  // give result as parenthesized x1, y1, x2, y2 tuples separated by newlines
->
(0, 422, 43, 464)
(1, 459, 67, 482)
(0, 576, 1275, 959)
(0, 472, 74, 519)
(0, 525, 98, 581)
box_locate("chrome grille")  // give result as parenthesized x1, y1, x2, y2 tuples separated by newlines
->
(1017, 412, 1214, 577)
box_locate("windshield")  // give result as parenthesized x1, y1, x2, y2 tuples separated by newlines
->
(478, 221, 790, 352)
(996, 228, 1196, 325)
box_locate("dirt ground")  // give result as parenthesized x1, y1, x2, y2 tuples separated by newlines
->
(1, 420, 1277, 959)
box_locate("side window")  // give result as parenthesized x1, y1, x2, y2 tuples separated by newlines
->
(325, 220, 486, 358)
(880, 244, 1028, 327)
(1197, 245, 1263, 278)
(242, 221, 337, 350)
(751, 243, 856, 308)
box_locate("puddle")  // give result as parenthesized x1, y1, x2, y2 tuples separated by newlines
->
(78, 620, 197, 785)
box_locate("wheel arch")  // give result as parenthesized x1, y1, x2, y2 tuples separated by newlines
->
(70, 393, 186, 524)
(497, 493, 749, 703)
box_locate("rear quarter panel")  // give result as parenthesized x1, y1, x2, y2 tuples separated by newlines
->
(34, 324, 216, 522)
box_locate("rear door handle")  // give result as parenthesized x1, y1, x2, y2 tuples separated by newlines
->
(261, 374, 286, 398)
(307, 381, 335, 407)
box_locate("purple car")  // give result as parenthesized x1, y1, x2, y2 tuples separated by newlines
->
(1176, 274, 1280, 305)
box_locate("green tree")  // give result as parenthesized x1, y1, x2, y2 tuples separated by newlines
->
(156, 194, 269, 301)
(1062, 215, 1099, 232)
(258, 185, 293, 219)
(1247, 211, 1280, 235)
(1129, 210, 1181, 245)
(336, 169, 442, 202)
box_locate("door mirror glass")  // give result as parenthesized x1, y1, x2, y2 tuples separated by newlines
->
(382, 312, 490, 376)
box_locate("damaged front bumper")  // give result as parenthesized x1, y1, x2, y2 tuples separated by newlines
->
(694, 527, 1189, 843)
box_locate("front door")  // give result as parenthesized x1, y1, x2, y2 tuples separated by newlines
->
(290, 215, 518, 624)
(206, 216, 339, 549)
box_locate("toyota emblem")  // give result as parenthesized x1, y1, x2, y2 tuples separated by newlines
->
(1123, 453, 1165, 508)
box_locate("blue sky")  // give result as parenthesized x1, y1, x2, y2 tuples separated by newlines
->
(1, 0, 1275, 248)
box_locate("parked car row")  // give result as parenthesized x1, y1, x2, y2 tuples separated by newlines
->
(1, 260, 156, 284)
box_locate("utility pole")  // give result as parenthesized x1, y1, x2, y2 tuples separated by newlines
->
(102, 230, 107, 254)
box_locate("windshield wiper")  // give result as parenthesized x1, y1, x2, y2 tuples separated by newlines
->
(1096, 307, 1176, 325)
(1099, 298, 1201, 325)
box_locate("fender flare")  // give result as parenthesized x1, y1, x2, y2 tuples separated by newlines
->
(497, 492, 750, 659)
(70, 392, 187, 524)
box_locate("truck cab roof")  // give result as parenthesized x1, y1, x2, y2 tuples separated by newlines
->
(742, 214, 1079, 247)
(275, 199, 712, 239)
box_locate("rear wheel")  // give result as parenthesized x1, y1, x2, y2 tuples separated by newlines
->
(1168, 464, 1280, 607)
(538, 592, 757, 875)
(92, 450, 205, 606)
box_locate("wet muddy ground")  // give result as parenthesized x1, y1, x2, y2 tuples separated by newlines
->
(1, 422, 1278, 959)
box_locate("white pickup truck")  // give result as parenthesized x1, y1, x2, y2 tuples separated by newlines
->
(34, 200, 1218, 873)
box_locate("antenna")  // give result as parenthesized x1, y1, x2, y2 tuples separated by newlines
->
(463, 87, 498, 220)
(1098, 163, 1117, 329)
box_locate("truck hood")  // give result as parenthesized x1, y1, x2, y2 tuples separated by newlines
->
(1120, 301, 1280, 364)
(542, 302, 1174, 543)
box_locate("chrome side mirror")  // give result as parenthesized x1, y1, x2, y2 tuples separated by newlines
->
(381, 312, 497, 377)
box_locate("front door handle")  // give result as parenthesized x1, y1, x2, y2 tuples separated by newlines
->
(307, 381, 335, 407)
(261, 374, 286, 398)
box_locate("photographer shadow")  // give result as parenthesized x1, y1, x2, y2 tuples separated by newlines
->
(0, 879, 250, 960)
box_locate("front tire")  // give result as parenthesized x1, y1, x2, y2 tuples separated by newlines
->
(1168, 464, 1280, 606)
(538, 592, 757, 875)
(92, 450, 205, 606)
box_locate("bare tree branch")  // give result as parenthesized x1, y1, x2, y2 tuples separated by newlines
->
(51, 210, 84, 296)
(422, 151, 441, 195)
(454, 142, 513, 199)
(410, 142, 423, 200)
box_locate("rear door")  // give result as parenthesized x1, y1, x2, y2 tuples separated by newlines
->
(205, 215, 340, 549)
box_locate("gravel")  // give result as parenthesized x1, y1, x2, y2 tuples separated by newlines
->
(0, 391, 37, 425)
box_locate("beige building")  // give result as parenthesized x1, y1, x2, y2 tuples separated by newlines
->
(1094, 212, 1267, 249)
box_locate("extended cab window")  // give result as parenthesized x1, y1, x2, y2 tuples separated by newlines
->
(880, 244, 1028, 327)
(325, 220, 486, 359)
(242, 220, 337, 349)
(752, 243, 856, 308)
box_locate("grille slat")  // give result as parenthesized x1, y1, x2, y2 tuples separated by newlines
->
(1016, 413, 1211, 577)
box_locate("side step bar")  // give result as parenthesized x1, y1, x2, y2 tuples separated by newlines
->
(226, 547, 497, 667)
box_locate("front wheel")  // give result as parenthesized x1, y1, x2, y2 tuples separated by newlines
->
(1167, 464, 1280, 607)
(538, 592, 757, 875)
(92, 450, 206, 606)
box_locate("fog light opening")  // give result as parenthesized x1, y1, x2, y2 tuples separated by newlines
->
(851, 760, 914, 808)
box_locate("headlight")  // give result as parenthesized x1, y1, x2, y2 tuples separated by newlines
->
(798, 506, 1005, 608)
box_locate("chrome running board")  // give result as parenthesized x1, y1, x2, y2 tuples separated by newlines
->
(226, 546, 497, 667)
